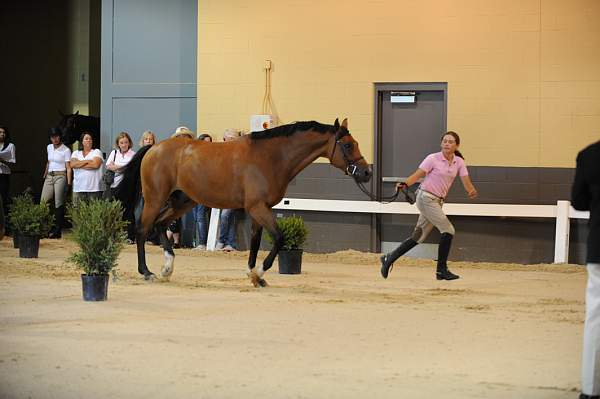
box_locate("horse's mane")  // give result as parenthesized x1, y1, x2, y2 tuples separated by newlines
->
(250, 121, 333, 140)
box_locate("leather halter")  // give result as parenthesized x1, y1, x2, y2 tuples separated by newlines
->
(329, 130, 364, 176)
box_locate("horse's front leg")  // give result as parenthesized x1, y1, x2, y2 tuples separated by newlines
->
(247, 219, 264, 285)
(246, 205, 283, 287)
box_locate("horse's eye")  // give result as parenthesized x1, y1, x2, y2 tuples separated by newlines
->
(343, 143, 353, 150)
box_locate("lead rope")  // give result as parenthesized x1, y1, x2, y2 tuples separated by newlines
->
(354, 181, 415, 205)
(330, 134, 415, 204)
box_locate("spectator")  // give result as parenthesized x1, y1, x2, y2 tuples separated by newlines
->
(137, 130, 159, 245)
(171, 126, 194, 140)
(70, 131, 103, 204)
(139, 130, 157, 148)
(41, 127, 72, 238)
(166, 126, 195, 248)
(0, 126, 16, 228)
(192, 133, 212, 250)
(216, 128, 241, 251)
(106, 131, 136, 243)
(197, 133, 211, 141)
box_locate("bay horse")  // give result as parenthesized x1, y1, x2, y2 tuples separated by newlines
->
(117, 118, 371, 287)
(56, 111, 100, 146)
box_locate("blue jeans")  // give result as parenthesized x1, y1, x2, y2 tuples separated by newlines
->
(218, 208, 237, 248)
(193, 204, 210, 245)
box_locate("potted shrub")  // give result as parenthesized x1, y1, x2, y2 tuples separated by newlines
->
(8, 194, 53, 258)
(268, 216, 308, 274)
(67, 199, 127, 301)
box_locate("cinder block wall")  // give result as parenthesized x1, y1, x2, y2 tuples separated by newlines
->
(197, 0, 600, 166)
(198, 1, 598, 262)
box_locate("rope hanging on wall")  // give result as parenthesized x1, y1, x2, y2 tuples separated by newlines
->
(261, 61, 273, 115)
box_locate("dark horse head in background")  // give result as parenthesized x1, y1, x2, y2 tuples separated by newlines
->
(56, 111, 100, 146)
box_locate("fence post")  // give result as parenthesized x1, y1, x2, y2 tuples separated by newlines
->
(554, 200, 570, 263)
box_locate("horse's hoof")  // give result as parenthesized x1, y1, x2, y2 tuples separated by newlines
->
(160, 268, 172, 278)
(143, 273, 155, 281)
(247, 271, 261, 288)
(258, 278, 268, 287)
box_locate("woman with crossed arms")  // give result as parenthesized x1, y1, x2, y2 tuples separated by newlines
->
(70, 131, 103, 204)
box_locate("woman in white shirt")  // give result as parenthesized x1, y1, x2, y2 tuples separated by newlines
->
(70, 131, 103, 204)
(106, 131, 136, 195)
(41, 128, 72, 238)
(0, 126, 16, 226)
(106, 131, 136, 242)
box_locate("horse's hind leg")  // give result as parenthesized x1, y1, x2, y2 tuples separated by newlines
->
(136, 199, 163, 280)
(156, 222, 175, 280)
(246, 204, 283, 287)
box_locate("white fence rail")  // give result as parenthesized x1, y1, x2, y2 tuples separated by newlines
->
(207, 199, 589, 263)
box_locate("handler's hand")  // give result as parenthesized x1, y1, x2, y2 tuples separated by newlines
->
(468, 189, 478, 199)
(396, 182, 408, 191)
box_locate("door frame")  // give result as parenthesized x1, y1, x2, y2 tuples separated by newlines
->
(372, 82, 448, 251)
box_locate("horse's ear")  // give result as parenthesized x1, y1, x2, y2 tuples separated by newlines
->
(341, 118, 348, 129)
(334, 118, 340, 130)
(74, 110, 79, 115)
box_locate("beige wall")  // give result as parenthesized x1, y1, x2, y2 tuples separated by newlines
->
(198, 0, 600, 167)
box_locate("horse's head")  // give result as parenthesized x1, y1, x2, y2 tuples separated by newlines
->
(57, 111, 81, 145)
(329, 118, 372, 183)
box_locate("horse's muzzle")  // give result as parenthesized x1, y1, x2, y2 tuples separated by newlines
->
(348, 164, 372, 183)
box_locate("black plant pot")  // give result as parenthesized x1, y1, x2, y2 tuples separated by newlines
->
(278, 249, 303, 274)
(13, 231, 21, 248)
(81, 274, 109, 301)
(18, 234, 40, 258)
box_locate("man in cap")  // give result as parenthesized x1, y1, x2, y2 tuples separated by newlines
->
(171, 126, 195, 139)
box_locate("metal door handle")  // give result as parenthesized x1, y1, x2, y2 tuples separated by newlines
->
(382, 177, 423, 183)
(382, 177, 406, 182)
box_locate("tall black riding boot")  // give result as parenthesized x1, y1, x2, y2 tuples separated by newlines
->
(436, 232, 459, 280)
(380, 238, 418, 279)
(49, 205, 64, 239)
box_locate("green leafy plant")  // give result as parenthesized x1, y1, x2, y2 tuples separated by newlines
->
(266, 216, 308, 250)
(8, 193, 54, 236)
(67, 199, 127, 276)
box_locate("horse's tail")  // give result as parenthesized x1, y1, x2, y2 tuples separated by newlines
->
(115, 145, 152, 217)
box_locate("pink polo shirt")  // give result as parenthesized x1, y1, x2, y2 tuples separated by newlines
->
(418, 152, 469, 198)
